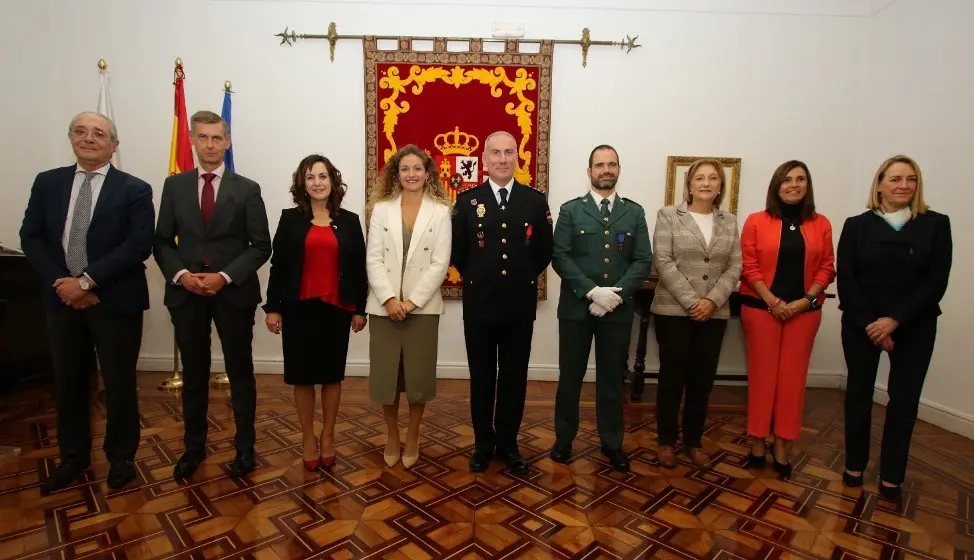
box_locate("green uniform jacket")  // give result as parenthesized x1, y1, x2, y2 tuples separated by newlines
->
(551, 193, 653, 323)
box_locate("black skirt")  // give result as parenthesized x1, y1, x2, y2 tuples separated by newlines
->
(280, 298, 352, 385)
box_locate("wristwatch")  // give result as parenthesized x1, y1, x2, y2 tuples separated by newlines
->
(78, 276, 91, 291)
(804, 293, 818, 310)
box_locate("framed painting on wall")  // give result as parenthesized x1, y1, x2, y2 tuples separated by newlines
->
(664, 156, 742, 215)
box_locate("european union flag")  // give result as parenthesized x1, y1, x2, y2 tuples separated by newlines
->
(221, 89, 235, 172)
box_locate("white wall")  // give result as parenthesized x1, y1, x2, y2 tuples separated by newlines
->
(857, 0, 974, 436)
(13, 0, 974, 439)
(0, 0, 867, 388)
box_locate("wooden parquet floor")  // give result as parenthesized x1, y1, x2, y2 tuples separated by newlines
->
(0, 373, 972, 559)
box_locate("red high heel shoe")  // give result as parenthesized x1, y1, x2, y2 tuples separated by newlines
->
(303, 457, 320, 471)
(319, 455, 337, 469)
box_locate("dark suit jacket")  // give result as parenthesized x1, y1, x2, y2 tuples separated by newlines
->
(837, 210, 952, 329)
(153, 169, 272, 308)
(19, 164, 155, 315)
(451, 181, 554, 323)
(262, 207, 368, 315)
(552, 193, 653, 324)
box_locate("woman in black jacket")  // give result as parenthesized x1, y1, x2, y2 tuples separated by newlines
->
(263, 154, 368, 471)
(837, 154, 952, 500)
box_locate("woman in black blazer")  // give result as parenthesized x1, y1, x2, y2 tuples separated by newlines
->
(837, 155, 952, 500)
(263, 154, 368, 472)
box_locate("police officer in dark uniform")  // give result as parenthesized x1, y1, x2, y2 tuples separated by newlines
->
(550, 145, 652, 472)
(451, 130, 554, 475)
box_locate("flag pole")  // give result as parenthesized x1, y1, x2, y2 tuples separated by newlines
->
(160, 57, 190, 392)
(211, 79, 234, 389)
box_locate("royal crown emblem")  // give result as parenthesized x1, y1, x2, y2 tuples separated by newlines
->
(434, 126, 480, 156)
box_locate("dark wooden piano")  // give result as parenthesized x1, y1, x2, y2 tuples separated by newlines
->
(0, 247, 52, 394)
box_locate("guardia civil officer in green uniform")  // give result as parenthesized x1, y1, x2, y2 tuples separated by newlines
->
(550, 145, 652, 472)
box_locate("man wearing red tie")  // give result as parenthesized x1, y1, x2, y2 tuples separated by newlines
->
(153, 110, 271, 479)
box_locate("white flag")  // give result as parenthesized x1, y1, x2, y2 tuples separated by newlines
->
(97, 68, 120, 168)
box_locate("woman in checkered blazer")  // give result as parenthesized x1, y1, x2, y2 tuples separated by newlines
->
(650, 158, 743, 470)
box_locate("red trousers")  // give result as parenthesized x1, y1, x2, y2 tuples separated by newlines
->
(740, 306, 822, 440)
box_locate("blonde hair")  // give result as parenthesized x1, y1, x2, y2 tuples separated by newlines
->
(367, 144, 452, 211)
(866, 154, 929, 218)
(684, 158, 726, 207)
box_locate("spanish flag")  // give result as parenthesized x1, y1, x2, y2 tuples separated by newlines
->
(168, 59, 194, 176)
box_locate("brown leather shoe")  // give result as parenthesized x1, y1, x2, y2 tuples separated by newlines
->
(657, 445, 677, 469)
(686, 447, 712, 470)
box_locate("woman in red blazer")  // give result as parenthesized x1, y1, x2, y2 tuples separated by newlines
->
(739, 160, 836, 476)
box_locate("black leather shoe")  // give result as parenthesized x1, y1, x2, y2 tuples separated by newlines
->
(469, 448, 492, 473)
(228, 449, 256, 478)
(602, 447, 630, 472)
(550, 445, 572, 464)
(41, 461, 89, 493)
(173, 451, 205, 479)
(107, 460, 137, 489)
(501, 450, 530, 475)
(843, 470, 864, 487)
(747, 452, 767, 469)
(879, 482, 901, 500)
(770, 451, 792, 478)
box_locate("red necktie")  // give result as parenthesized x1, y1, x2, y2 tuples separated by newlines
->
(201, 173, 216, 227)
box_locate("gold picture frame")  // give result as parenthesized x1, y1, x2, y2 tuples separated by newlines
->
(664, 156, 742, 215)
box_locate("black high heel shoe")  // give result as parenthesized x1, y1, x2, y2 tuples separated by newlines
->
(770, 449, 792, 478)
(747, 451, 767, 469)
(843, 470, 863, 487)
(879, 481, 901, 500)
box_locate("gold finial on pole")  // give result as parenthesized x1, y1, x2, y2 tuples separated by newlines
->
(328, 21, 338, 62)
(224, 80, 233, 93)
(97, 59, 107, 71)
(580, 28, 591, 68)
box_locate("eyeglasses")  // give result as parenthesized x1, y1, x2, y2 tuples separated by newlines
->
(71, 127, 110, 141)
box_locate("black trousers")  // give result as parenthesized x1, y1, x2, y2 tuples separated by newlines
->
(653, 314, 727, 448)
(842, 317, 937, 485)
(463, 320, 534, 454)
(46, 306, 143, 466)
(555, 319, 631, 452)
(170, 293, 257, 453)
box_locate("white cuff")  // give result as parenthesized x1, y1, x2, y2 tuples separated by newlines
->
(173, 269, 189, 284)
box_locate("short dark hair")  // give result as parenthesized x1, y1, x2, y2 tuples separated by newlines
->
(588, 145, 619, 168)
(189, 110, 228, 135)
(765, 160, 816, 220)
(290, 154, 347, 218)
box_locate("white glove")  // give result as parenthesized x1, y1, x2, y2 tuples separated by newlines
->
(587, 286, 623, 311)
(588, 301, 608, 317)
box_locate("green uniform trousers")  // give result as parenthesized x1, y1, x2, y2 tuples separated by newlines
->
(554, 318, 631, 451)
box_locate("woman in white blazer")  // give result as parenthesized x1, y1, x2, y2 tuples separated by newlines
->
(366, 144, 453, 469)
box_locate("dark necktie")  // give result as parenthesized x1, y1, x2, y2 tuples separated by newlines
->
(201, 173, 216, 227)
(600, 198, 611, 221)
(498, 187, 508, 210)
(66, 171, 95, 276)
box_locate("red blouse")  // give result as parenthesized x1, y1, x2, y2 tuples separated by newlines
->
(299, 225, 355, 312)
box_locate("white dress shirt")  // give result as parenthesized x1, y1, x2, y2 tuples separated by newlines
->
(62, 163, 110, 284)
(589, 190, 617, 213)
(488, 177, 515, 206)
(172, 163, 233, 285)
